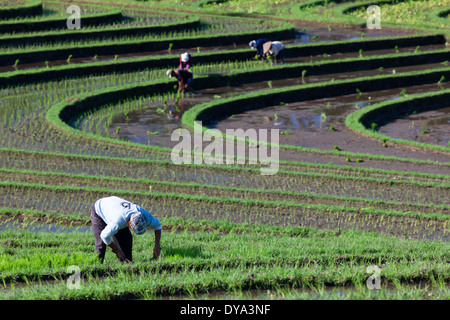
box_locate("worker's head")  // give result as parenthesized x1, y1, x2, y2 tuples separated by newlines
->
(166, 69, 175, 78)
(249, 40, 256, 49)
(128, 212, 147, 235)
(181, 52, 190, 62)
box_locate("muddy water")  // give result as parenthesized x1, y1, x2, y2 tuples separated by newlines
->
(214, 82, 449, 159)
(379, 106, 450, 147)
(103, 60, 449, 162)
(0, 27, 413, 72)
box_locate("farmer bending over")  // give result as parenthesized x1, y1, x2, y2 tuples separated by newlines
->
(249, 38, 269, 60)
(264, 41, 286, 65)
(90, 196, 161, 263)
(167, 68, 194, 92)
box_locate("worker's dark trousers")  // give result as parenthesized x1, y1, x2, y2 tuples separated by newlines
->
(90, 205, 133, 263)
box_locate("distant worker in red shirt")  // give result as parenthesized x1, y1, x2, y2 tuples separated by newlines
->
(179, 52, 193, 70)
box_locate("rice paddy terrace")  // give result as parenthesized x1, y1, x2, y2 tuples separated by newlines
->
(0, 0, 449, 300)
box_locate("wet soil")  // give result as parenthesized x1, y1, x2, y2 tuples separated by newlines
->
(104, 63, 450, 164)
(1, 184, 447, 241)
(1, 170, 447, 215)
(379, 106, 450, 147)
(214, 83, 450, 156)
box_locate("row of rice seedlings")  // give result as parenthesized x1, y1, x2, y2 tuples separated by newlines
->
(2, 168, 447, 217)
(2, 143, 447, 186)
(0, 2, 111, 23)
(0, 141, 447, 208)
(1, 182, 447, 241)
(1, 18, 276, 51)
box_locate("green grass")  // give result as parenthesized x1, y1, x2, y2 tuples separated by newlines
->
(1, 219, 448, 299)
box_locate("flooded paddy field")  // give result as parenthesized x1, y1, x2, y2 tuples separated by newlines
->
(1, 0, 449, 301)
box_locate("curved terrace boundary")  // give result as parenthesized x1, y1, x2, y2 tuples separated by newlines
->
(345, 89, 450, 152)
(181, 68, 450, 156)
(45, 66, 450, 165)
(0, 20, 295, 66)
(0, 17, 201, 48)
(0, 6, 123, 34)
(0, 0, 42, 20)
(1, 33, 446, 87)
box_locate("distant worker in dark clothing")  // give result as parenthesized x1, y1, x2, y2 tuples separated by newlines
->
(249, 38, 269, 60)
(167, 69, 194, 92)
(179, 52, 193, 70)
(264, 41, 286, 65)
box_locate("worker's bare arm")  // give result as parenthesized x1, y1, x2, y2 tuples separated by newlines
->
(108, 241, 129, 263)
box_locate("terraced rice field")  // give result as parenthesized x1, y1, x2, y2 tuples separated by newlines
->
(0, 0, 449, 301)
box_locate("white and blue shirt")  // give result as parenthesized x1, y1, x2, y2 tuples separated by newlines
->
(95, 196, 161, 245)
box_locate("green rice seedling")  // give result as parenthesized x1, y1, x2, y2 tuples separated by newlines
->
(356, 88, 362, 96)
(414, 46, 420, 53)
(441, 61, 448, 66)
(301, 70, 307, 83)
(114, 55, 119, 61)
(382, 138, 388, 147)
(394, 45, 399, 53)
(281, 130, 291, 135)
(45, 61, 49, 68)
(66, 55, 72, 64)
(329, 125, 335, 131)
(421, 129, 428, 134)
(437, 75, 445, 85)
(168, 43, 173, 51)
(359, 49, 363, 58)
(273, 113, 278, 121)
(370, 123, 377, 131)
(268, 80, 273, 88)
(360, 33, 365, 39)
(327, 25, 331, 32)
(116, 126, 121, 134)
(13, 59, 19, 68)
(197, 46, 200, 53)
(378, 67, 384, 71)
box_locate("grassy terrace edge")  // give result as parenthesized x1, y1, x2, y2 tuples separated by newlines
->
(346, 89, 450, 152)
(0, 5, 123, 34)
(0, 17, 201, 48)
(181, 67, 450, 156)
(0, 18, 295, 65)
(0, 0, 42, 19)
